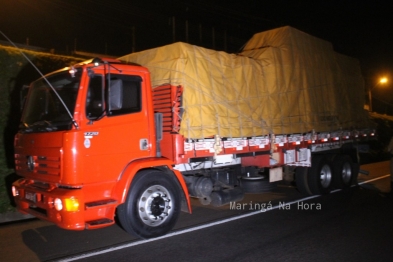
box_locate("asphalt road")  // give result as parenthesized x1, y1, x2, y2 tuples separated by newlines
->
(1, 161, 391, 262)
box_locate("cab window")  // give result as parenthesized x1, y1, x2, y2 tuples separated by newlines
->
(107, 75, 142, 116)
(86, 75, 104, 119)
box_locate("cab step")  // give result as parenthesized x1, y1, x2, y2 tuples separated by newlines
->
(85, 199, 117, 209)
(85, 218, 114, 229)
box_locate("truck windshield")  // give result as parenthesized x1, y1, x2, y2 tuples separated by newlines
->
(20, 69, 82, 133)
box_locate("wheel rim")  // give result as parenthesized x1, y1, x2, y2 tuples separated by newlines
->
(341, 162, 352, 184)
(320, 164, 332, 188)
(138, 185, 172, 227)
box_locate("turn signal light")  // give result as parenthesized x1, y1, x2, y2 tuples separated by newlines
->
(64, 198, 80, 212)
(54, 198, 80, 211)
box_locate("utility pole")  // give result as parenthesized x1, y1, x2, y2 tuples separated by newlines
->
(368, 77, 388, 112)
(199, 24, 202, 44)
(132, 26, 136, 53)
(212, 27, 215, 49)
(172, 16, 176, 43)
(185, 20, 189, 43)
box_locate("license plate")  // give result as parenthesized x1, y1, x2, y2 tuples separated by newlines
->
(25, 191, 36, 202)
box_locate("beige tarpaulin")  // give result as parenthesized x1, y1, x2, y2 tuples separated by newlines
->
(119, 26, 370, 139)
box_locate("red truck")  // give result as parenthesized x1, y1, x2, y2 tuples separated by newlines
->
(11, 27, 374, 239)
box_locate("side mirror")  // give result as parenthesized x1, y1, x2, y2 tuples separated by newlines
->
(108, 79, 123, 111)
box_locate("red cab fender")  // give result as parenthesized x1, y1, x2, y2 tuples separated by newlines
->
(111, 157, 191, 213)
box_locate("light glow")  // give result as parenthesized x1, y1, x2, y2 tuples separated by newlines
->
(54, 198, 63, 211)
(69, 67, 76, 77)
(379, 77, 388, 84)
(64, 198, 80, 212)
(12, 186, 19, 197)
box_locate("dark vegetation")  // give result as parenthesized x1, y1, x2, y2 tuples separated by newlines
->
(0, 45, 82, 212)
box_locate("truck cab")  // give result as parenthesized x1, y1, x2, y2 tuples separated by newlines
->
(12, 58, 190, 238)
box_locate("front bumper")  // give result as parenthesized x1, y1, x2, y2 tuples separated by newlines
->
(12, 178, 86, 230)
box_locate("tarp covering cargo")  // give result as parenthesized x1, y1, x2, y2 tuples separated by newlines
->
(119, 26, 369, 139)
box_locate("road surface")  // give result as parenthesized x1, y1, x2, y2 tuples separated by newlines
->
(0, 161, 391, 262)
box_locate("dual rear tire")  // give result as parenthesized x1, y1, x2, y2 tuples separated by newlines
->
(295, 154, 357, 196)
(332, 155, 358, 189)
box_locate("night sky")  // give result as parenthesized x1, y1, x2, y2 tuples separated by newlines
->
(1, 0, 393, 111)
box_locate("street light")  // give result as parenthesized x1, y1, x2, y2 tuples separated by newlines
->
(368, 77, 388, 112)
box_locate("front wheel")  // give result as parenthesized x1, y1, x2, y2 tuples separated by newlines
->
(117, 169, 181, 239)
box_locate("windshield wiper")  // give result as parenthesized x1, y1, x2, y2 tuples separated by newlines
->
(21, 120, 58, 133)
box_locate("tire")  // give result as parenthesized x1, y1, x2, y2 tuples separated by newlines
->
(333, 155, 356, 189)
(295, 167, 313, 196)
(307, 155, 333, 195)
(240, 179, 277, 193)
(117, 169, 181, 239)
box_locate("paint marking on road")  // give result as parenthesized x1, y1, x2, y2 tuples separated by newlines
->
(55, 174, 391, 262)
(357, 174, 391, 185)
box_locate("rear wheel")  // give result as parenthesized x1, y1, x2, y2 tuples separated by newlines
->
(117, 169, 181, 239)
(307, 156, 333, 195)
(240, 179, 277, 193)
(241, 173, 277, 193)
(333, 155, 356, 188)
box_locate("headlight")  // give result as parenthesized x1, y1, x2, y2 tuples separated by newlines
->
(54, 197, 80, 211)
(54, 198, 63, 211)
(12, 186, 19, 197)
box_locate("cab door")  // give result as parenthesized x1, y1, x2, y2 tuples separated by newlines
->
(82, 72, 153, 183)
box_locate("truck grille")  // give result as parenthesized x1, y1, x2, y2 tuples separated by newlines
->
(15, 154, 61, 176)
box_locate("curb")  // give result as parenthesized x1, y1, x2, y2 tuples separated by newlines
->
(0, 211, 34, 225)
